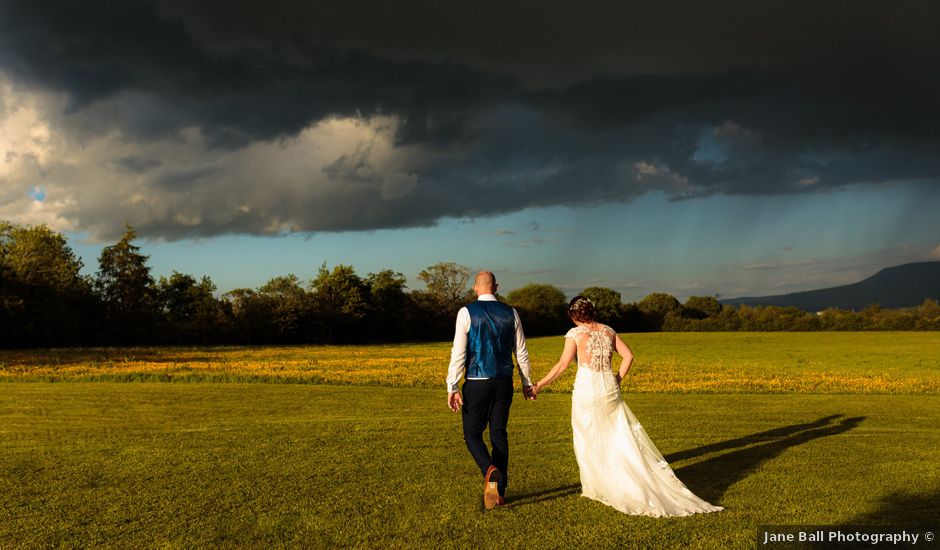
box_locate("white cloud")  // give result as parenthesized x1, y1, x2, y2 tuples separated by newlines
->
(634, 160, 660, 177)
(0, 77, 53, 174)
(630, 159, 693, 195)
(797, 176, 819, 187)
(0, 75, 75, 232)
(0, 77, 424, 241)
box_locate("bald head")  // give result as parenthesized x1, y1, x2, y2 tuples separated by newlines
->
(473, 271, 497, 296)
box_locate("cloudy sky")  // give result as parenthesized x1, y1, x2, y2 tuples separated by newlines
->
(2, 0, 939, 300)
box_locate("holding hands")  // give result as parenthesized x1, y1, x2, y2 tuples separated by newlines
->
(523, 384, 538, 400)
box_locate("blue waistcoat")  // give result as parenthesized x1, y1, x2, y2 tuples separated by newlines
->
(465, 300, 516, 379)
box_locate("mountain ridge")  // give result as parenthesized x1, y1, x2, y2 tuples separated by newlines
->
(720, 261, 940, 311)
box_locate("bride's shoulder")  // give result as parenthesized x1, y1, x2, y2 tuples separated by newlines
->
(564, 326, 584, 338)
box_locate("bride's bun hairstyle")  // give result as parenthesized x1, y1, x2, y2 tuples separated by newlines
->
(568, 296, 596, 323)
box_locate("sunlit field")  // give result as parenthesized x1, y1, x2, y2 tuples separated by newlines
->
(2, 332, 939, 548)
(1, 385, 938, 548)
(3, 332, 939, 394)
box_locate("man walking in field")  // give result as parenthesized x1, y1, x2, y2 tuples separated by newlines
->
(446, 271, 535, 510)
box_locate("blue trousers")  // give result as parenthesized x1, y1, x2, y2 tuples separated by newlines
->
(461, 378, 513, 496)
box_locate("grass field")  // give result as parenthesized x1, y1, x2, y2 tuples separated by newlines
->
(1, 332, 939, 548)
(1, 384, 938, 548)
(3, 332, 939, 394)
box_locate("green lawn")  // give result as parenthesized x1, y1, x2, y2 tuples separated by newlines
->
(2, 384, 938, 548)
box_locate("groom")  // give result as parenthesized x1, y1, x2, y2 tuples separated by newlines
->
(446, 271, 535, 510)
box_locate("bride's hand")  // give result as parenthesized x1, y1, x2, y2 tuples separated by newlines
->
(615, 373, 623, 385)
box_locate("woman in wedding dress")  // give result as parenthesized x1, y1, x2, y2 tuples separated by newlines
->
(531, 296, 723, 517)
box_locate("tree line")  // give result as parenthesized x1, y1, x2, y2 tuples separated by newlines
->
(2, 220, 938, 348)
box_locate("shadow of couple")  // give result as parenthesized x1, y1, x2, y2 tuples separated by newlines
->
(506, 413, 867, 509)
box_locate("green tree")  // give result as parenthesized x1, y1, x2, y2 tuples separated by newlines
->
(638, 293, 681, 316)
(506, 283, 568, 336)
(0, 221, 95, 346)
(310, 264, 367, 343)
(683, 296, 723, 319)
(95, 224, 157, 343)
(406, 290, 458, 341)
(618, 302, 648, 332)
(0, 222, 86, 289)
(919, 298, 940, 318)
(223, 287, 275, 343)
(581, 287, 623, 327)
(637, 292, 681, 331)
(417, 262, 470, 305)
(366, 269, 410, 341)
(156, 272, 223, 343)
(915, 299, 940, 330)
(259, 274, 311, 341)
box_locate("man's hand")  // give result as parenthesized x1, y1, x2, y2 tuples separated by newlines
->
(447, 392, 463, 412)
(523, 385, 537, 401)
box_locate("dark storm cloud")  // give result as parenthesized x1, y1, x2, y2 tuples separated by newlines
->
(0, 0, 511, 148)
(2, 0, 939, 238)
(114, 155, 162, 173)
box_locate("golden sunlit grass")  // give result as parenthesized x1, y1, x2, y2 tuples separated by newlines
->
(3, 384, 938, 548)
(2, 332, 938, 394)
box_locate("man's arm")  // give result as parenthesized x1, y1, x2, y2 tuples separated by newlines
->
(511, 308, 534, 388)
(445, 307, 471, 394)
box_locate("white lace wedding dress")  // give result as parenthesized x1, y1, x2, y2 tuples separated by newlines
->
(567, 324, 724, 517)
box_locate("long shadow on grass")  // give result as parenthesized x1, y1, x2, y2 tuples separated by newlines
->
(506, 415, 865, 510)
(841, 487, 940, 527)
(673, 415, 866, 503)
(506, 484, 582, 508)
(664, 414, 845, 463)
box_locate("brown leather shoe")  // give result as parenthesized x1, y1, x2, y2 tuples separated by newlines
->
(483, 466, 501, 510)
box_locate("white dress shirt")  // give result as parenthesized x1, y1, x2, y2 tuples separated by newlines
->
(446, 294, 533, 393)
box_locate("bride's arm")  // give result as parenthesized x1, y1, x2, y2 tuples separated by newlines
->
(614, 333, 635, 383)
(534, 338, 577, 392)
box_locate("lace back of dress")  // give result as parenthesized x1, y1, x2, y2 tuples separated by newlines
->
(579, 326, 614, 372)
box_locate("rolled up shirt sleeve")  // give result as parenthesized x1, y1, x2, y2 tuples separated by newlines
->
(446, 307, 471, 393)
(512, 308, 533, 387)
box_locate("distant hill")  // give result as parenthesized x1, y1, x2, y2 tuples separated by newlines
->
(720, 261, 940, 311)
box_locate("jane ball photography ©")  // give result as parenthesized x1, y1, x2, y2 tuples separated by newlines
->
(2, 1, 940, 548)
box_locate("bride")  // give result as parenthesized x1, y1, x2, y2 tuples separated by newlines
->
(531, 296, 723, 517)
